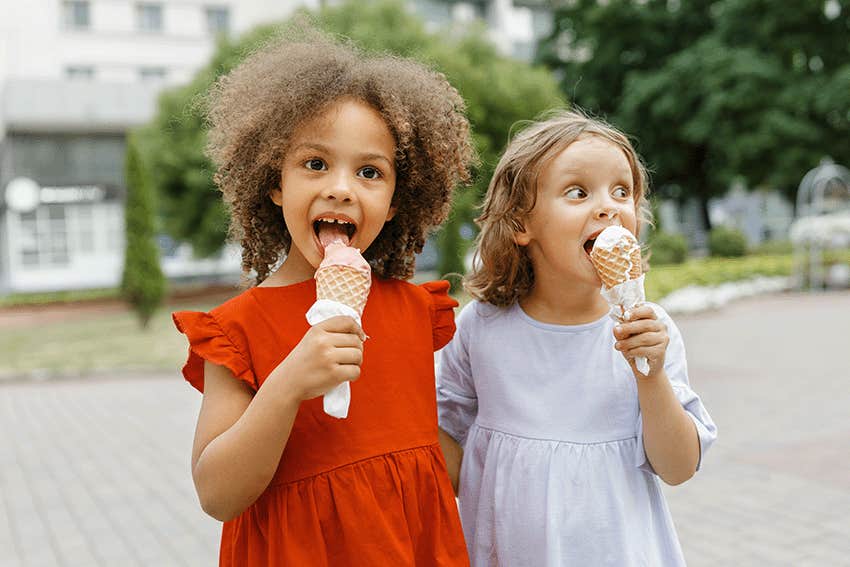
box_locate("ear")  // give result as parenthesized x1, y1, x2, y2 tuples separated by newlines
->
(385, 204, 397, 222)
(270, 187, 283, 206)
(513, 223, 531, 246)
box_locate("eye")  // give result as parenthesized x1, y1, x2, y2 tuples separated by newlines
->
(564, 187, 586, 199)
(613, 186, 632, 199)
(304, 158, 326, 171)
(358, 166, 382, 180)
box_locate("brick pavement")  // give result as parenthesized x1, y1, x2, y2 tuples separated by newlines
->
(663, 291, 850, 566)
(1, 291, 849, 566)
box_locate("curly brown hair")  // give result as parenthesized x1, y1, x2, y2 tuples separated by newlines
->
(464, 108, 652, 307)
(205, 29, 475, 284)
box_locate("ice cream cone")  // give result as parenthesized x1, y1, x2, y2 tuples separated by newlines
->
(589, 226, 642, 288)
(315, 265, 370, 316)
(308, 239, 372, 419)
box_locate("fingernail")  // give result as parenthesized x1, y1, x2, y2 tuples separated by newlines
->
(624, 310, 632, 321)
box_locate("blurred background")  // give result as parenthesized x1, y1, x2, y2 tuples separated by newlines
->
(1, 1, 849, 566)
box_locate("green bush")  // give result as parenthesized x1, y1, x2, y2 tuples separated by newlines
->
(648, 231, 688, 265)
(644, 255, 794, 301)
(708, 226, 748, 257)
(750, 239, 793, 255)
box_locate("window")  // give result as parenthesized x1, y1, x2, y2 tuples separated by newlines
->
(63, 0, 90, 30)
(139, 67, 167, 81)
(136, 3, 163, 32)
(205, 6, 230, 35)
(75, 206, 95, 253)
(66, 66, 95, 80)
(17, 206, 70, 267)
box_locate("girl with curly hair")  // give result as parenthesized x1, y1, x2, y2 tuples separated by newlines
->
(436, 109, 716, 565)
(173, 30, 475, 566)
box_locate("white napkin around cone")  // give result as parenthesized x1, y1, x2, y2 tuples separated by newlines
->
(305, 299, 362, 419)
(600, 274, 650, 375)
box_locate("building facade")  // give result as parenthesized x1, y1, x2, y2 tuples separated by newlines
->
(0, 0, 550, 294)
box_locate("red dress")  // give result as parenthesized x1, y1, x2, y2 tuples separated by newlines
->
(173, 277, 468, 566)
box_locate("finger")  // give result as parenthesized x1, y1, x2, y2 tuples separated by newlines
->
(330, 333, 364, 350)
(623, 304, 657, 322)
(319, 316, 366, 340)
(623, 345, 665, 360)
(333, 347, 364, 366)
(335, 364, 361, 383)
(615, 331, 666, 352)
(614, 320, 664, 339)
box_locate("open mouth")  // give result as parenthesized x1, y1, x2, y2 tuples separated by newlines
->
(583, 229, 603, 256)
(313, 216, 356, 249)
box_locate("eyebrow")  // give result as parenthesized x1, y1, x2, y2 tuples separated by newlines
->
(291, 143, 394, 167)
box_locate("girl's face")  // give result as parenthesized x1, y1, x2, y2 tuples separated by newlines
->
(515, 135, 638, 292)
(271, 98, 397, 280)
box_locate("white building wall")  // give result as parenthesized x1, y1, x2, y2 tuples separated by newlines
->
(1, 0, 316, 86)
(0, 0, 550, 294)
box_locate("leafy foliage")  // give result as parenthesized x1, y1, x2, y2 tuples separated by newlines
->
(708, 226, 748, 257)
(540, 0, 850, 226)
(648, 231, 689, 265)
(121, 135, 166, 328)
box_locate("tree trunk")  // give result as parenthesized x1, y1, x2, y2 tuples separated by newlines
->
(698, 191, 712, 232)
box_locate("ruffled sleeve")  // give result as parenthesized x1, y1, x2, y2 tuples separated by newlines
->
(634, 304, 717, 474)
(419, 280, 459, 351)
(172, 310, 257, 393)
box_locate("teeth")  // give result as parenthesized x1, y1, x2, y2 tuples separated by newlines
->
(318, 218, 352, 225)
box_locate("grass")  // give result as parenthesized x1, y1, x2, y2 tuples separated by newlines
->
(0, 287, 120, 308)
(0, 298, 220, 378)
(2, 251, 849, 378)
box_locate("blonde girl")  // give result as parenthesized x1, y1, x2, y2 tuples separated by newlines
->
(437, 109, 716, 566)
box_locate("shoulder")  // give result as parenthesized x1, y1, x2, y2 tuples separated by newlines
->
(372, 277, 457, 310)
(646, 302, 680, 334)
(456, 299, 513, 333)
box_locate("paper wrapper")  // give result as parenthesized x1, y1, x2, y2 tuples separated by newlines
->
(305, 299, 362, 418)
(600, 274, 650, 375)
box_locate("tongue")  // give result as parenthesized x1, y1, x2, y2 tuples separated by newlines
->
(318, 223, 350, 249)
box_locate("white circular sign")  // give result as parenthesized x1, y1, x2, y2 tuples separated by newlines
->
(4, 177, 41, 213)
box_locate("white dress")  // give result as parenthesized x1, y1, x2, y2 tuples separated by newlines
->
(437, 301, 717, 566)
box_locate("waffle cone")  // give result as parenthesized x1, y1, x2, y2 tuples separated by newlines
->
(590, 240, 642, 289)
(315, 265, 371, 316)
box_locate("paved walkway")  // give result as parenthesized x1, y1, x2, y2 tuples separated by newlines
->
(1, 291, 849, 566)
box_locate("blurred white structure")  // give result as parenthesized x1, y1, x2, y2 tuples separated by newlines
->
(0, 0, 550, 294)
(0, 0, 322, 294)
(412, 0, 551, 61)
(790, 159, 850, 290)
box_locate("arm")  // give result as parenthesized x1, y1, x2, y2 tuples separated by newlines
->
(438, 427, 463, 494)
(191, 316, 364, 521)
(614, 305, 700, 485)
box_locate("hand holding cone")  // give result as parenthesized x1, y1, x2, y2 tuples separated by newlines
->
(308, 239, 371, 419)
(590, 226, 650, 375)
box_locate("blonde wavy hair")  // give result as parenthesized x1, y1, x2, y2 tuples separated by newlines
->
(205, 28, 475, 284)
(465, 109, 652, 307)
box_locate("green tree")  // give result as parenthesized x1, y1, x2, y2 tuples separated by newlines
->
(122, 135, 166, 328)
(139, 0, 563, 279)
(539, 0, 850, 226)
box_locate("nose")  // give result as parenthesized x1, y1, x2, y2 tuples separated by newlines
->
(322, 173, 354, 202)
(594, 205, 620, 222)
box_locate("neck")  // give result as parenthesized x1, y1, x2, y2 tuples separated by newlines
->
(259, 255, 316, 287)
(519, 271, 609, 325)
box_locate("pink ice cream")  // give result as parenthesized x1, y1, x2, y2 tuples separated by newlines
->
(319, 239, 371, 274)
